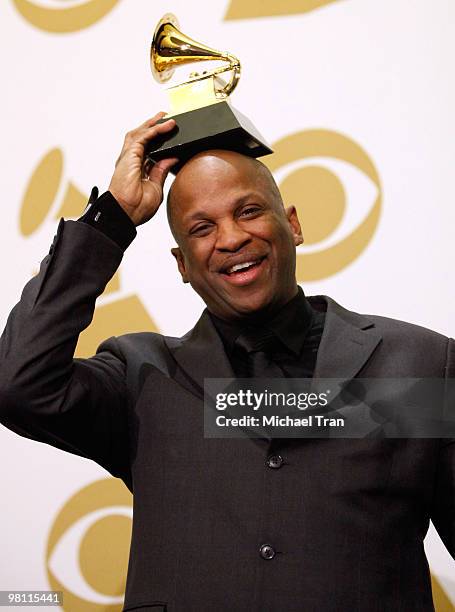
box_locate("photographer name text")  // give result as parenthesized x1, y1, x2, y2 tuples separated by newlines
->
(215, 414, 344, 428)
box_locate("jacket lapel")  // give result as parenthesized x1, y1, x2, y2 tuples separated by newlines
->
(311, 295, 382, 382)
(310, 296, 383, 435)
(165, 309, 235, 398)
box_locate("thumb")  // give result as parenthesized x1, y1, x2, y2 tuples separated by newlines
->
(148, 157, 179, 187)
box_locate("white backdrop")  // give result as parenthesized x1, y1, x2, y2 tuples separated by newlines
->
(1, 0, 454, 610)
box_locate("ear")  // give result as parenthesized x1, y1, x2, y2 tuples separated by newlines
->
(285, 205, 304, 246)
(171, 247, 190, 283)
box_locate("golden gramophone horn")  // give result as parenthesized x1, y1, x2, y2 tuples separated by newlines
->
(150, 13, 241, 99)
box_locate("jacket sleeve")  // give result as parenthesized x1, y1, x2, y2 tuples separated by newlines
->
(0, 219, 132, 489)
(430, 336, 455, 559)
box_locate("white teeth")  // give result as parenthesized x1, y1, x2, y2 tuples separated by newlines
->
(227, 260, 258, 274)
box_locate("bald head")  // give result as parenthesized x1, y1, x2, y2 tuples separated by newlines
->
(166, 150, 283, 242)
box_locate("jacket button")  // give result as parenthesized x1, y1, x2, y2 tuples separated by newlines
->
(266, 454, 283, 469)
(259, 544, 276, 560)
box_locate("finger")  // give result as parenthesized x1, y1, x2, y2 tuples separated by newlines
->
(136, 119, 176, 145)
(148, 157, 179, 186)
(140, 111, 167, 128)
(122, 115, 174, 146)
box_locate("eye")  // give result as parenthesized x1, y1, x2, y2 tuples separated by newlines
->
(265, 129, 382, 281)
(239, 206, 261, 217)
(190, 222, 213, 236)
(46, 478, 132, 608)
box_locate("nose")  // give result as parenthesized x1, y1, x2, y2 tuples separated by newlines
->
(215, 219, 251, 252)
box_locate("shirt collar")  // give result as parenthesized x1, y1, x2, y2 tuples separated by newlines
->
(209, 286, 314, 357)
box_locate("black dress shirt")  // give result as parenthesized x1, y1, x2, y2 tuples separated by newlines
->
(78, 188, 136, 250)
(210, 288, 325, 379)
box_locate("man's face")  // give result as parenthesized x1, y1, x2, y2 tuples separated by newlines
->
(169, 151, 303, 321)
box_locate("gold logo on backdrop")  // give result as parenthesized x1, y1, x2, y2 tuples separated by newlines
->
(21, 148, 158, 356)
(12, 0, 120, 33)
(46, 478, 132, 611)
(225, 0, 341, 20)
(431, 575, 455, 612)
(263, 130, 382, 281)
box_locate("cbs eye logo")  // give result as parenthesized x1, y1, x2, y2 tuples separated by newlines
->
(46, 478, 132, 611)
(12, 0, 120, 33)
(264, 129, 382, 282)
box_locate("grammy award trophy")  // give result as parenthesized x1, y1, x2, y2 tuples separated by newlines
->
(145, 14, 272, 172)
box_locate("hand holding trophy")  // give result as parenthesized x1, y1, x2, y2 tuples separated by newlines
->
(145, 14, 272, 172)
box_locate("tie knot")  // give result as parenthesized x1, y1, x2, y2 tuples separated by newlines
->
(235, 327, 277, 355)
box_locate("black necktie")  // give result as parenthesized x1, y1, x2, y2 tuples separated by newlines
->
(234, 328, 284, 378)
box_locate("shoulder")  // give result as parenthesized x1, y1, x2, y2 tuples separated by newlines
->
(106, 330, 182, 360)
(310, 294, 452, 375)
(94, 331, 185, 390)
(312, 294, 449, 343)
(363, 312, 448, 343)
(362, 312, 450, 363)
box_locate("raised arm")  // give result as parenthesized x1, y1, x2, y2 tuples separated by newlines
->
(0, 114, 177, 490)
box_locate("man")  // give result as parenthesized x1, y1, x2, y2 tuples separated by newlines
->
(0, 113, 454, 612)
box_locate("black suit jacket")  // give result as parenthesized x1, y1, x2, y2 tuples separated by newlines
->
(0, 220, 454, 612)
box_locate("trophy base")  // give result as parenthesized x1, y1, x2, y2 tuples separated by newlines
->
(145, 101, 273, 174)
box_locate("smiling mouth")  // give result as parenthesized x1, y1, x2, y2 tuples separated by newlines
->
(222, 257, 266, 276)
